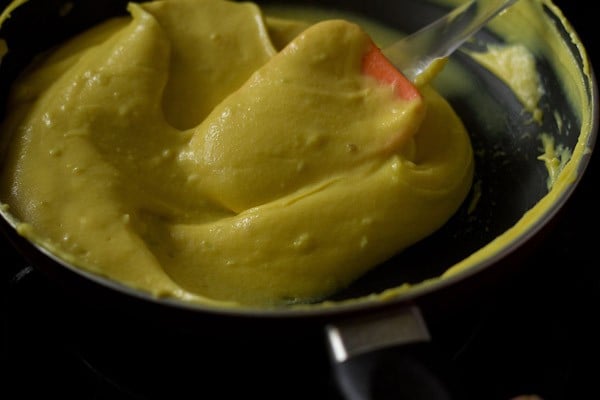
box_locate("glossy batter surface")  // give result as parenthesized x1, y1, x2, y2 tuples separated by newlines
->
(1, 0, 476, 307)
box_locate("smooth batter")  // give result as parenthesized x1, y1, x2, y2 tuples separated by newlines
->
(0, 0, 474, 307)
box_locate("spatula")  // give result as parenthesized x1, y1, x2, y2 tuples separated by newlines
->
(381, 0, 519, 84)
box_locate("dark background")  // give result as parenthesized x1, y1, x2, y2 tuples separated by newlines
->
(1, 1, 598, 399)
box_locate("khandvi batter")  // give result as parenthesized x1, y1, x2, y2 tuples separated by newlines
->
(0, 0, 474, 307)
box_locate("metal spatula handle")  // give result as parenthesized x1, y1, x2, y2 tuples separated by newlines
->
(383, 0, 519, 82)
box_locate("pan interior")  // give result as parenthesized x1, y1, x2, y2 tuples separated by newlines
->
(0, 0, 595, 313)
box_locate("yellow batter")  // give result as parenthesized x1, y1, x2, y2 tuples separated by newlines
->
(0, 0, 474, 307)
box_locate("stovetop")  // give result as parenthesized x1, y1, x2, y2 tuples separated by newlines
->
(1, 2, 598, 399)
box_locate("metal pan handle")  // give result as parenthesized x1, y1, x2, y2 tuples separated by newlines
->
(326, 305, 450, 400)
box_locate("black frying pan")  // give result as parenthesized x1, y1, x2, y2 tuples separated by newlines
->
(0, 0, 597, 398)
